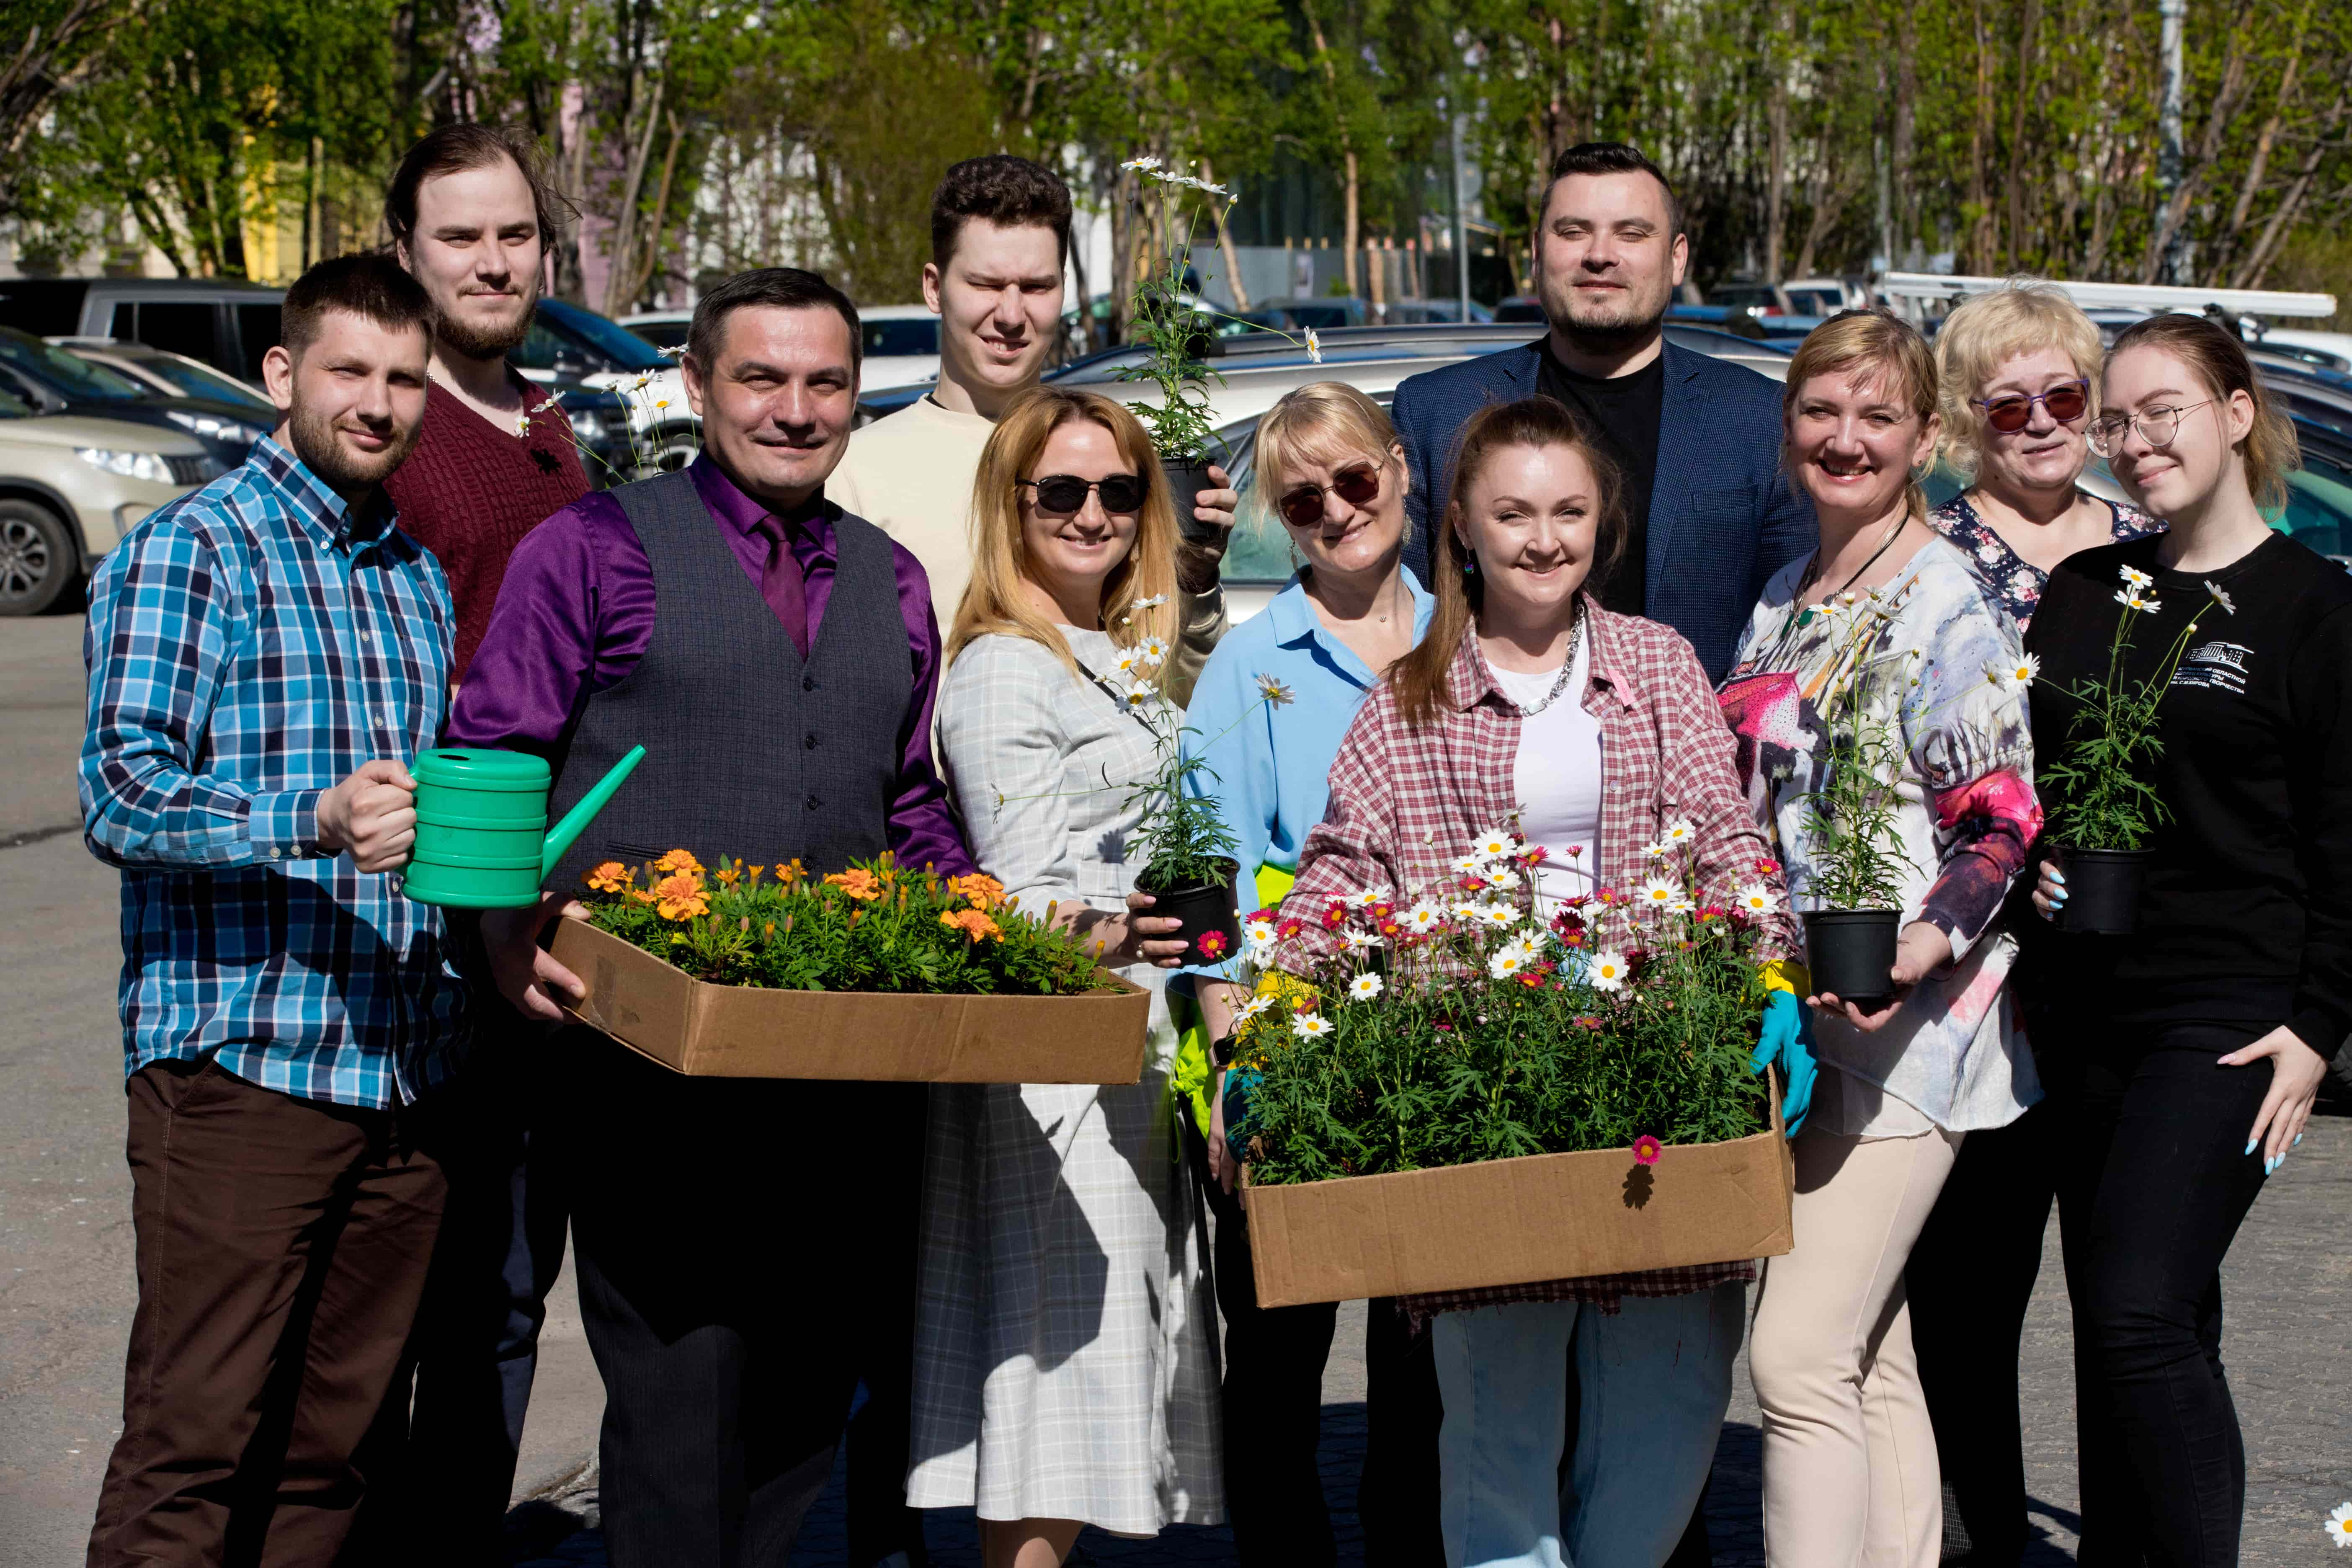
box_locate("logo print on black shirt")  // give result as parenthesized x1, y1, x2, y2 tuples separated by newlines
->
(2173, 640, 2252, 695)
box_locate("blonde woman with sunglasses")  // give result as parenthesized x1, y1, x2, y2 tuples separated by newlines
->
(1926, 281, 2160, 634)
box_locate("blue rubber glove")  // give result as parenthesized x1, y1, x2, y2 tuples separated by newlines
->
(1750, 989, 1816, 1136)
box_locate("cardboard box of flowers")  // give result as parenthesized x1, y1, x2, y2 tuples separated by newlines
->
(551, 851, 1151, 1083)
(1227, 830, 1796, 1307)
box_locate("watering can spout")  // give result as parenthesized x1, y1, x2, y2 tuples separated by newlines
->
(541, 745, 647, 879)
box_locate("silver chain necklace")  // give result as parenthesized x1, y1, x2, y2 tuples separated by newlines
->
(1507, 605, 1587, 716)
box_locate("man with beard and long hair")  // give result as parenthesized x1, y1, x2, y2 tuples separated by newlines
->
(361, 124, 596, 1565)
(80, 252, 466, 1568)
(1380, 142, 1815, 1568)
(384, 124, 589, 684)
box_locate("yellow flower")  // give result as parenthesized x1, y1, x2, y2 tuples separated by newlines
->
(626, 887, 656, 906)
(583, 860, 629, 892)
(747, 864, 767, 884)
(653, 848, 704, 876)
(940, 908, 1003, 941)
(654, 872, 709, 920)
(949, 872, 1006, 910)
(825, 868, 882, 902)
(715, 865, 741, 886)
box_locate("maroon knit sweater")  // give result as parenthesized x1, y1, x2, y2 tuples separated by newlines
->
(387, 371, 591, 680)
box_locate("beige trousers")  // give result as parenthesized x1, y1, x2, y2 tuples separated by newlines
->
(1750, 1127, 1963, 1568)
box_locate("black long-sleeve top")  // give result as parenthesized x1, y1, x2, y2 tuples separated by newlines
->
(2016, 531, 2352, 1058)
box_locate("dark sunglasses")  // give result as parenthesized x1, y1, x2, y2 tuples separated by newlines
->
(1277, 462, 1383, 529)
(1975, 379, 2089, 433)
(1020, 473, 1148, 514)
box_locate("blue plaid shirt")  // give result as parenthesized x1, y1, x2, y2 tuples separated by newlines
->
(80, 436, 470, 1108)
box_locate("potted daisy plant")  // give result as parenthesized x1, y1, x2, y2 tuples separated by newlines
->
(2037, 565, 2216, 934)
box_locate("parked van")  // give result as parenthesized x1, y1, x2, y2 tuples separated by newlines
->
(0, 278, 284, 386)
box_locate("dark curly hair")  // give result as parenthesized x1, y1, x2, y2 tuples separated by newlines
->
(930, 155, 1072, 271)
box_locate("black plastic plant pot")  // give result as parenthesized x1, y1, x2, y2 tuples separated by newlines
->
(1803, 908, 1902, 1008)
(1138, 859, 1242, 967)
(1162, 458, 1220, 544)
(2055, 846, 2151, 936)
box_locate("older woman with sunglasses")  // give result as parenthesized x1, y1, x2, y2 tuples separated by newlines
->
(1907, 281, 2159, 1566)
(1926, 281, 2160, 632)
(1171, 382, 1434, 1566)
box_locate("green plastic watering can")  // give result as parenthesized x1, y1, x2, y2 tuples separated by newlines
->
(402, 745, 647, 909)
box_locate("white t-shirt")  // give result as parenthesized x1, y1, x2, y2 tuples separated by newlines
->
(1486, 624, 1603, 905)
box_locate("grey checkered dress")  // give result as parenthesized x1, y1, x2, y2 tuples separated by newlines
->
(909, 629, 1225, 1534)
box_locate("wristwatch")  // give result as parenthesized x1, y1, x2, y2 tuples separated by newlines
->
(1210, 1032, 1238, 1070)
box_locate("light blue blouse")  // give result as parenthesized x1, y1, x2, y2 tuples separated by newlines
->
(1177, 567, 1435, 984)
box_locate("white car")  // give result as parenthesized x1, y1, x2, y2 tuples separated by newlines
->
(0, 399, 214, 614)
(1058, 324, 1794, 622)
(2251, 326, 2352, 374)
(856, 306, 942, 392)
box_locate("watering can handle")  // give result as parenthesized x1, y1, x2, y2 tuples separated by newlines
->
(541, 745, 648, 879)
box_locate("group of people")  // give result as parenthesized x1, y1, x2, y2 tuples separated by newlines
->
(72, 124, 2339, 1568)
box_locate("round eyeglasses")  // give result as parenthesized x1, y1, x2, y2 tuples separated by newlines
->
(2088, 400, 2214, 457)
(1276, 462, 1384, 529)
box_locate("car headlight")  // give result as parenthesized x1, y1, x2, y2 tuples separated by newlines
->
(77, 448, 175, 484)
(569, 410, 612, 443)
(164, 410, 265, 444)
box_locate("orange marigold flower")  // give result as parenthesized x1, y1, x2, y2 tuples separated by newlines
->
(653, 848, 704, 875)
(583, 860, 629, 892)
(654, 872, 709, 920)
(939, 908, 1003, 941)
(626, 887, 656, 906)
(715, 865, 742, 886)
(747, 865, 767, 884)
(825, 868, 882, 902)
(948, 872, 1006, 910)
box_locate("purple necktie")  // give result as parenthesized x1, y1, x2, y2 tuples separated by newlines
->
(753, 516, 810, 659)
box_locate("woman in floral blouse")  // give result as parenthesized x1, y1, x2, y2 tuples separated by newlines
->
(1911, 281, 2156, 1562)
(1926, 281, 2161, 632)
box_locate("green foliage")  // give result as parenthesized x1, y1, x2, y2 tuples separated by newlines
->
(581, 851, 1117, 996)
(1790, 599, 1914, 912)
(1230, 833, 1773, 1186)
(2040, 570, 2210, 852)
(1116, 168, 1231, 463)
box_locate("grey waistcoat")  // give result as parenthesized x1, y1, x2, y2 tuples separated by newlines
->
(545, 467, 912, 894)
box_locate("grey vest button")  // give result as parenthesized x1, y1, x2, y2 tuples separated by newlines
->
(805, 734, 819, 750)
(807, 793, 822, 810)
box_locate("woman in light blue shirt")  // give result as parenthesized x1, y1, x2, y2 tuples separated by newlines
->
(1173, 381, 1434, 1565)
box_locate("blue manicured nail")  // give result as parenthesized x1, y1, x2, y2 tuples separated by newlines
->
(2049, 870, 2067, 884)
(2294, 1133, 2303, 1148)
(2245, 1139, 2258, 1156)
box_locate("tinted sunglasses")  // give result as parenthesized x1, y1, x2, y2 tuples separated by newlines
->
(1975, 380, 2089, 433)
(1277, 462, 1383, 529)
(1021, 473, 1149, 514)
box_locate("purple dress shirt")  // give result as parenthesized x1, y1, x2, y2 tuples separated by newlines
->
(446, 456, 975, 877)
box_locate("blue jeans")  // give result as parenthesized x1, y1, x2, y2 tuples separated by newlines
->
(1432, 1284, 1745, 1568)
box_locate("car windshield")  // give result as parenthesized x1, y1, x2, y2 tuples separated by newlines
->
(2280, 457, 2352, 557)
(535, 300, 670, 371)
(0, 325, 146, 399)
(124, 351, 272, 413)
(864, 318, 938, 358)
(627, 318, 692, 351)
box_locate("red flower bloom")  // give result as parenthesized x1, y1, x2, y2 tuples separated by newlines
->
(1522, 844, 1550, 866)
(1196, 929, 1230, 959)
(1278, 917, 1305, 941)
(1371, 901, 1395, 922)
(1322, 899, 1349, 930)
(1249, 908, 1279, 925)
(1632, 1135, 1663, 1165)
(1572, 1015, 1603, 1030)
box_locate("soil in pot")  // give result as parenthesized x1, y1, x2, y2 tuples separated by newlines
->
(1803, 908, 1903, 1008)
(1137, 859, 1241, 967)
(1161, 459, 1221, 544)
(2055, 846, 2151, 936)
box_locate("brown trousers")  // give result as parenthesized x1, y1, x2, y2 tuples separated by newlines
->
(87, 1056, 446, 1568)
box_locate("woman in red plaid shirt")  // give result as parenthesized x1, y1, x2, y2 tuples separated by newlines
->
(1278, 397, 1800, 1568)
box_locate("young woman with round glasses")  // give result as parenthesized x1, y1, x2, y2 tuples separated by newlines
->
(1926, 281, 2160, 633)
(2017, 313, 2351, 1566)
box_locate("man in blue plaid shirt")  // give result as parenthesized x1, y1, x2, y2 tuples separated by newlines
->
(79, 253, 469, 1568)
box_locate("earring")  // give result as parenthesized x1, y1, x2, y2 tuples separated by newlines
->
(1462, 555, 1479, 576)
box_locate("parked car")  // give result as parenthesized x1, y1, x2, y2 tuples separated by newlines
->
(0, 326, 268, 470)
(1704, 281, 1793, 320)
(1379, 299, 1496, 325)
(1780, 277, 1872, 317)
(53, 336, 272, 410)
(1493, 296, 1547, 324)
(513, 299, 695, 474)
(0, 276, 284, 385)
(2250, 326, 2352, 374)
(617, 310, 692, 352)
(0, 384, 217, 615)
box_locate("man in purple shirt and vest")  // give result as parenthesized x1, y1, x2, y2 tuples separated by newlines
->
(446, 268, 972, 1568)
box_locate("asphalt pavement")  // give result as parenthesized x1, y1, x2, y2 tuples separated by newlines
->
(3, 610, 2346, 1566)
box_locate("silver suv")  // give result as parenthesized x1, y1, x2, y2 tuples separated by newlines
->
(0, 387, 215, 615)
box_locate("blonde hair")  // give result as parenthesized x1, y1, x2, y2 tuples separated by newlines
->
(1783, 309, 1939, 521)
(2108, 313, 2301, 515)
(1933, 279, 2104, 482)
(949, 387, 1179, 680)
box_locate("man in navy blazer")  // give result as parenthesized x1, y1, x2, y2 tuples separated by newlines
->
(1392, 142, 1813, 681)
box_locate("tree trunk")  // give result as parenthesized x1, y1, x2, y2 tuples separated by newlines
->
(1202, 156, 1251, 311)
(1966, 0, 1997, 271)
(2006, 0, 2041, 270)
(1764, 2, 1790, 283)
(2236, 88, 2346, 288)
(603, 74, 665, 317)
(2212, 5, 2307, 284)
(1300, 0, 1359, 297)
(1891, 6, 1917, 263)
(2140, 9, 2249, 283)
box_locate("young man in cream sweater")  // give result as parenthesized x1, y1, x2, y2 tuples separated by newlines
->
(830, 154, 1236, 701)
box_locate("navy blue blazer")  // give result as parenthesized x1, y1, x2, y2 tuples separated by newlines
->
(1390, 338, 1816, 682)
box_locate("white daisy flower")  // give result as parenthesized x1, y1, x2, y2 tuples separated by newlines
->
(1244, 919, 1277, 949)
(1474, 828, 1514, 859)
(1638, 877, 1678, 908)
(1125, 681, 1155, 707)
(1590, 949, 1630, 991)
(1449, 900, 1483, 923)
(1349, 972, 1384, 1001)
(1487, 949, 1525, 980)
(1120, 154, 1165, 173)
(1734, 882, 1783, 916)
(1485, 865, 1522, 892)
(1235, 995, 1274, 1022)
(512, 411, 533, 437)
(1137, 636, 1168, 667)
(1640, 840, 1672, 860)
(2205, 580, 2236, 615)
(1452, 854, 1487, 877)
(1662, 819, 1697, 845)
(1403, 903, 1444, 934)
(2324, 1501, 2352, 1547)
(1112, 647, 1142, 673)
(1292, 1011, 1333, 1039)
(1344, 930, 1384, 951)
(1989, 653, 2040, 694)
(1131, 593, 1169, 610)
(1304, 325, 1323, 364)
(2119, 565, 2155, 590)
(1352, 887, 1389, 908)
(1474, 902, 1517, 928)
(1667, 896, 1696, 914)
(1255, 673, 1296, 707)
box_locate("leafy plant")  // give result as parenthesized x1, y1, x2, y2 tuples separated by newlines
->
(1225, 828, 1781, 1186)
(578, 849, 1117, 996)
(2039, 566, 2213, 852)
(1788, 593, 1916, 911)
